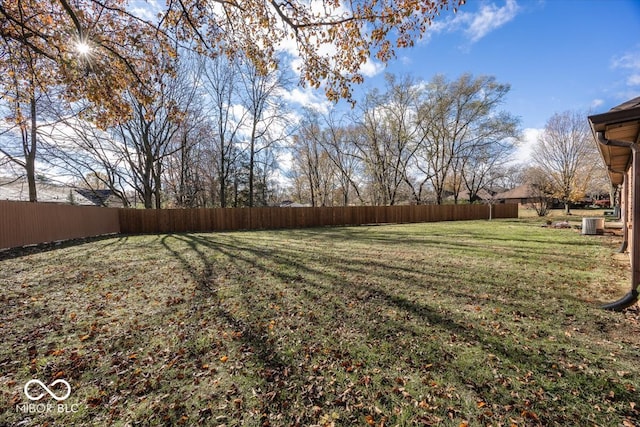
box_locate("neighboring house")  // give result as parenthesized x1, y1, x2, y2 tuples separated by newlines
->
(0, 178, 124, 207)
(494, 184, 602, 209)
(493, 184, 540, 206)
(279, 200, 311, 208)
(473, 189, 497, 203)
(74, 188, 124, 207)
(446, 189, 495, 203)
(588, 96, 640, 311)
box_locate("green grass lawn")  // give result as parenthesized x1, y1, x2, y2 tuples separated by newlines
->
(1, 219, 639, 426)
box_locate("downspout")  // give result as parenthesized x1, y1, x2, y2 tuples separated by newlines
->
(596, 131, 639, 311)
(618, 174, 629, 253)
(596, 132, 631, 252)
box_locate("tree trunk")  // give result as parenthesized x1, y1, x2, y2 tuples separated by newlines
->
(219, 147, 226, 208)
(248, 121, 257, 208)
(26, 96, 38, 202)
(143, 184, 153, 209)
(154, 162, 162, 209)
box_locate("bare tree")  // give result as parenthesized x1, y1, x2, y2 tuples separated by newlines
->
(201, 55, 247, 207)
(0, 95, 38, 201)
(416, 74, 520, 204)
(38, 111, 132, 206)
(286, 72, 519, 207)
(238, 59, 292, 207)
(163, 107, 211, 208)
(352, 75, 420, 205)
(39, 47, 201, 208)
(522, 166, 555, 216)
(0, 46, 43, 201)
(495, 164, 526, 191)
(291, 109, 338, 207)
(105, 48, 200, 208)
(318, 117, 364, 206)
(461, 136, 518, 203)
(532, 110, 600, 214)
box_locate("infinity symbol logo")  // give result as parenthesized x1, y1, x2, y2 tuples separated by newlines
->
(24, 379, 72, 401)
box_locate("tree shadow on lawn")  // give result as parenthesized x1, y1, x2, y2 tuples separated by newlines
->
(160, 230, 616, 339)
(286, 225, 615, 273)
(2, 226, 637, 426)
(0, 234, 128, 262)
(158, 233, 339, 424)
(187, 228, 616, 309)
(155, 231, 638, 425)
(285, 221, 611, 248)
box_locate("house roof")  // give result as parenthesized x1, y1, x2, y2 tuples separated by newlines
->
(494, 183, 536, 200)
(449, 188, 494, 201)
(0, 178, 122, 206)
(588, 96, 640, 186)
(75, 188, 119, 206)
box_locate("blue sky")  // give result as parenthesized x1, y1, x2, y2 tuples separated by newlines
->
(5, 0, 639, 180)
(313, 0, 639, 161)
(136, 0, 638, 165)
(364, 0, 640, 128)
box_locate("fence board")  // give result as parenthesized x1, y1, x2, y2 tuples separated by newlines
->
(1, 202, 518, 250)
(0, 200, 120, 250)
(117, 204, 518, 235)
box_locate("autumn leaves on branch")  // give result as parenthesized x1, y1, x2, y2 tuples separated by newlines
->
(0, 0, 465, 125)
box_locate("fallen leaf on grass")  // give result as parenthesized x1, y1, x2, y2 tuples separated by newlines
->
(522, 410, 539, 421)
(10, 393, 21, 405)
(87, 396, 103, 407)
(47, 348, 65, 357)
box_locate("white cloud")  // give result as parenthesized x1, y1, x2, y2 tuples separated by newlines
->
(627, 74, 640, 87)
(513, 127, 542, 164)
(280, 87, 332, 114)
(464, 0, 520, 42)
(399, 55, 413, 66)
(611, 50, 640, 71)
(611, 48, 640, 88)
(590, 99, 605, 109)
(359, 58, 384, 78)
(423, 0, 520, 44)
(129, 0, 162, 22)
(276, 35, 302, 61)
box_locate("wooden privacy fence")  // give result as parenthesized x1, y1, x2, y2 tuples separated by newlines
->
(0, 200, 120, 250)
(0, 202, 517, 250)
(118, 203, 518, 234)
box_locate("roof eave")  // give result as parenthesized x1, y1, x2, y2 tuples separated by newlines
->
(589, 108, 640, 134)
(589, 102, 640, 186)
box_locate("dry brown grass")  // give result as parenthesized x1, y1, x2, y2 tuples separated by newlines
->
(1, 219, 639, 426)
